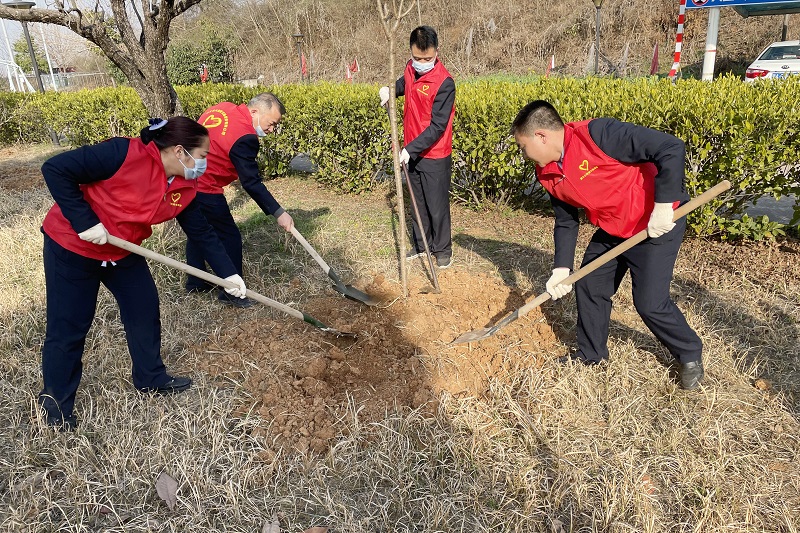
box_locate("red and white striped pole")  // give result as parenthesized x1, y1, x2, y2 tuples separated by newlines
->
(668, 0, 687, 80)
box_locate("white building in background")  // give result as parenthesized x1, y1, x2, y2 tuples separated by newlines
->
(0, 16, 113, 92)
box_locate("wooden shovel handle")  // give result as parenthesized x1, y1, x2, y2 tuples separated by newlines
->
(517, 180, 731, 318)
(106, 234, 304, 320)
(289, 226, 331, 275)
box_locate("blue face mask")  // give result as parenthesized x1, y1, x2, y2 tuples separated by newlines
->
(178, 148, 207, 180)
(412, 57, 436, 74)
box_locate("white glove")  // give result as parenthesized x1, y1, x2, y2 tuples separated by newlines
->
(546, 267, 572, 300)
(78, 222, 108, 245)
(647, 202, 676, 238)
(275, 211, 294, 232)
(379, 86, 390, 107)
(223, 274, 247, 299)
(399, 148, 410, 166)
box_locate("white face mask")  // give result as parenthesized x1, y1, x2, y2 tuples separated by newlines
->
(177, 148, 207, 180)
(412, 57, 436, 74)
(255, 111, 281, 137)
(255, 115, 267, 137)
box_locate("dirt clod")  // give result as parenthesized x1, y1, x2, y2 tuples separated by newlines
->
(195, 269, 557, 454)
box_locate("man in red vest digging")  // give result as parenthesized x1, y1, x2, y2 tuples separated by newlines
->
(379, 25, 456, 269)
(186, 93, 294, 307)
(511, 100, 704, 390)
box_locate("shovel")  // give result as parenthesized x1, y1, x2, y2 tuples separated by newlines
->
(401, 161, 441, 294)
(289, 226, 380, 306)
(107, 235, 356, 338)
(383, 105, 441, 294)
(451, 180, 732, 345)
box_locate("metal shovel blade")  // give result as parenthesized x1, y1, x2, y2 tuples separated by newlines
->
(290, 226, 379, 307)
(451, 326, 496, 344)
(106, 235, 356, 339)
(302, 313, 358, 338)
(319, 326, 358, 339)
(451, 310, 520, 344)
(332, 282, 381, 306)
(419, 285, 441, 295)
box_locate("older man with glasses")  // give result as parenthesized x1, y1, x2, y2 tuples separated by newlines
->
(185, 93, 294, 307)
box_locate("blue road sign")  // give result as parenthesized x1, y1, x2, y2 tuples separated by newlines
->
(687, 0, 793, 7)
(686, 0, 800, 17)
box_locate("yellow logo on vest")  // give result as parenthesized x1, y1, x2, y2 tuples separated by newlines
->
(201, 109, 229, 135)
(578, 159, 598, 181)
(418, 84, 430, 96)
(170, 192, 182, 207)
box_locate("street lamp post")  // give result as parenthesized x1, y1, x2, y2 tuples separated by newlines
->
(3, 0, 59, 144)
(3, 1, 43, 90)
(292, 32, 305, 83)
(592, 0, 604, 75)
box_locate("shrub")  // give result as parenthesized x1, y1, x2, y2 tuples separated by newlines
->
(2, 76, 799, 238)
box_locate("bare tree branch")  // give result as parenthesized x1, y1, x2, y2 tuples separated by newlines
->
(110, 0, 143, 58)
(376, 0, 416, 297)
(1, 0, 195, 116)
(171, 0, 202, 18)
(129, 0, 145, 46)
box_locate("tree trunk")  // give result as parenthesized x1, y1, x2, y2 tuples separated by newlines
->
(387, 36, 408, 297)
(124, 57, 181, 118)
(377, 0, 416, 298)
(0, 0, 201, 118)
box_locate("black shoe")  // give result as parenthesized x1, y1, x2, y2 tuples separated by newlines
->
(679, 360, 704, 390)
(435, 254, 452, 269)
(406, 250, 423, 261)
(218, 293, 253, 308)
(46, 414, 77, 432)
(557, 353, 603, 366)
(138, 376, 192, 395)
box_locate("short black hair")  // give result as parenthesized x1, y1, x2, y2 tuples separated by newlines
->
(410, 26, 438, 50)
(140, 116, 209, 151)
(511, 100, 564, 136)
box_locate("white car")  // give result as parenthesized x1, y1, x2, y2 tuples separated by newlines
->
(745, 40, 800, 82)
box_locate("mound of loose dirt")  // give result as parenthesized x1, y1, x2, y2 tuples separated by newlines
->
(194, 268, 557, 454)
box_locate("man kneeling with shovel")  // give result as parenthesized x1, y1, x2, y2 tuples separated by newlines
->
(511, 100, 704, 390)
(185, 93, 294, 307)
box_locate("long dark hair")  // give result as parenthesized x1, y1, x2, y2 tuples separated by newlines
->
(140, 116, 208, 150)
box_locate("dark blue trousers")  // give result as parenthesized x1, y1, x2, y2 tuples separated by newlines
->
(407, 156, 452, 258)
(40, 233, 170, 420)
(574, 216, 703, 364)
(185, 192, 243, 293)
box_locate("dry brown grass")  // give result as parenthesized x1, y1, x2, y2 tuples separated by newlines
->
(1, 144, 799, 531)
(194, 0, 786, 82)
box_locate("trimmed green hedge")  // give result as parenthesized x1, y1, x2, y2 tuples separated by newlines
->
(2, 77, 798, 237)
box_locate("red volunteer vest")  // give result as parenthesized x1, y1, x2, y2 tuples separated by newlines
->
(403, 59, 455, 159)
(42, 138, 198, 261)
(197, 102, 256, 194)
(536, 120, 663, 238)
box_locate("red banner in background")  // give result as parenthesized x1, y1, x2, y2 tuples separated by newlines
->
(650, 42, 659, 75)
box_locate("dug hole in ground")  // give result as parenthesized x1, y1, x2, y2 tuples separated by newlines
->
(1, 144, 799, 530)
